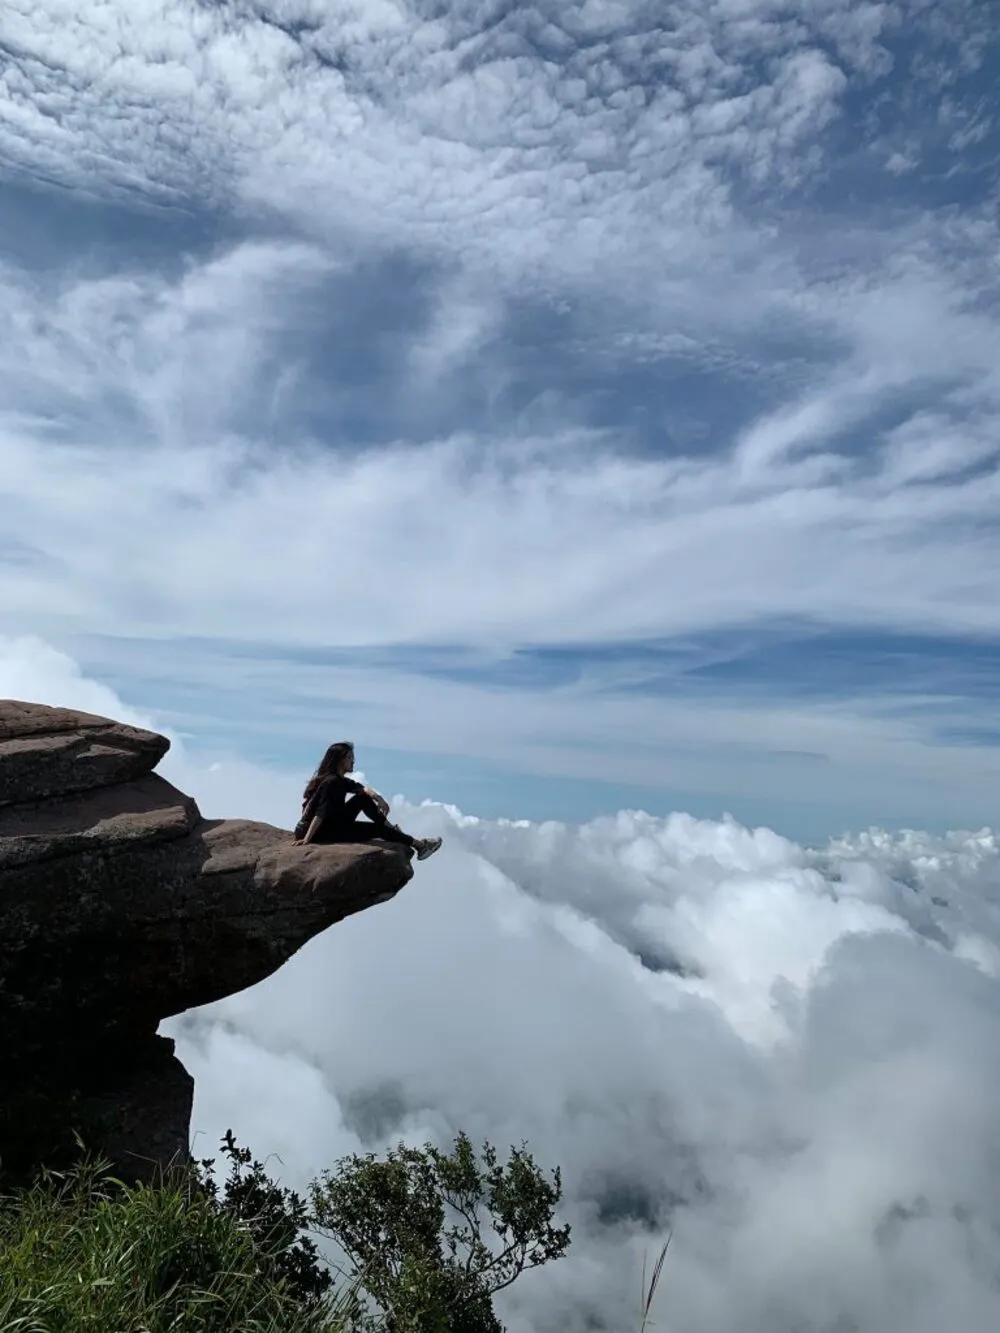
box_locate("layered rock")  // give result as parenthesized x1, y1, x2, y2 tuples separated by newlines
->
(0, 701, 414, 1182)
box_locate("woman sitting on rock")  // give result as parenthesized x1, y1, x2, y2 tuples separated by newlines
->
(294, 741, 442, 860)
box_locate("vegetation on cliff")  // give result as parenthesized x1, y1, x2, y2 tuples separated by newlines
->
(0, 1130, 570, 1333)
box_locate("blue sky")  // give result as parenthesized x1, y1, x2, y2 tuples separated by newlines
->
(1, 0, 999, 838)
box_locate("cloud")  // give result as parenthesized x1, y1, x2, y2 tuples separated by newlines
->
(0, 1, 989, 296)
(3, 10, 1000, 829)
(13, 629, 1000, 838)
(0, 1, 859, 261)
(165, 745, 1000, 1333)
(168, 803, 1000, 1332)
(1, 232, 999, 658)
(1, 3, 998, 716)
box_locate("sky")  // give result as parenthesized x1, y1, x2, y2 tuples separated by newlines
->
(2, 8, 1000, 1325)
(0, 0, 998, 835)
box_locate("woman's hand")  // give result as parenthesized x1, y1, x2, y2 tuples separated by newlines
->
(365, 786, 390, 817)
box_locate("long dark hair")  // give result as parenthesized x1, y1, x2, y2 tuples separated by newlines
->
(301, 741, 354, 808)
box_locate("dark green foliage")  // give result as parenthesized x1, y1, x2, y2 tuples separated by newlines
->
(198, 1128, 333, 1307)
(0, 1130, 570, 1333)
(310, 1131, 572, 1333)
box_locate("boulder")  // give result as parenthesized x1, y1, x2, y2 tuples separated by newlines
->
(0, 700, 414, 1183)
(0, 701, 169, 806)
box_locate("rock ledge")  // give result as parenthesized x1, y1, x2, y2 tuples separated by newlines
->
(0, 701, 413, 1181)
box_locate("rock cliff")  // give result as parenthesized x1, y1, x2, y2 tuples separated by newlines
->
(0, 701, 414, 1183)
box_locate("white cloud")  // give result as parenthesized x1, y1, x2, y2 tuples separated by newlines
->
(0, 0, 972, 301)
(0, 2, 997, 688)
(7, 629, 1000, 834)
(166, 757, 1000, 1333)
(0, 233, 999, 658)
(0, 633, 167, 736)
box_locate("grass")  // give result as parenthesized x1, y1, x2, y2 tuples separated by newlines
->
(0, 1156, 356, 1333)
(639, 1232, 672, 1332)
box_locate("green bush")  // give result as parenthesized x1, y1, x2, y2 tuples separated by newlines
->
(0, 1131, 570, 1333)
(311, 1131, 571, 1333)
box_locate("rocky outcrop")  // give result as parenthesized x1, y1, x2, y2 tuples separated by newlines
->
(0, 701, 414, 1183)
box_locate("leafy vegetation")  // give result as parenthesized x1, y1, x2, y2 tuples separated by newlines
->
(0, 1152, 342, 1332)
(0, 1130, 571, 1333)
(311, 1132, 571, 1333)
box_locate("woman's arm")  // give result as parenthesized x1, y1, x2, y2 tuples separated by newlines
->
(297, 781, 329, 844)
(363, 786, 390, 817)
(345, 774, 390, 818)
(299, 813, 322, 844)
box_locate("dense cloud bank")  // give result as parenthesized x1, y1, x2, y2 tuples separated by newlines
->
(167, 799, 1000, 1333)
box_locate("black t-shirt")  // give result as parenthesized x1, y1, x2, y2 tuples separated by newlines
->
(304, 774, 364, 832)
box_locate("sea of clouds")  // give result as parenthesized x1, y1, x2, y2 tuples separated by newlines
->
(3, 638, 999, 1332)
(165, 793, 1000, 1333)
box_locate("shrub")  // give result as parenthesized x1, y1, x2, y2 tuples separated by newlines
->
(310, 1131, 571, 1333)
(0, 1131, 571, 1333)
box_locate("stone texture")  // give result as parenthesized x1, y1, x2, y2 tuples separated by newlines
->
(74, 1036, 195, 1182)
(0, 699, 414, 1182)
(0, 701, 170, 806)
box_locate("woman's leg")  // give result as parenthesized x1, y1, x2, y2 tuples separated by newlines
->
(341, 792, 369, 821)
(319, 821, 416, 849)
(324, 794, 415, 849)
(345, 790, 403, 825)
(327, 790, 441, 857)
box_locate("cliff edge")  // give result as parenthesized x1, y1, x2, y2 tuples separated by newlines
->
(0, 700, 414, 1182)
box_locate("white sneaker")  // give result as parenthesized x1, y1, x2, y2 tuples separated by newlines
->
(415, 836, 442, 861)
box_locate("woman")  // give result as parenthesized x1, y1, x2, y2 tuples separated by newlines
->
(294, 741, 442, 860)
